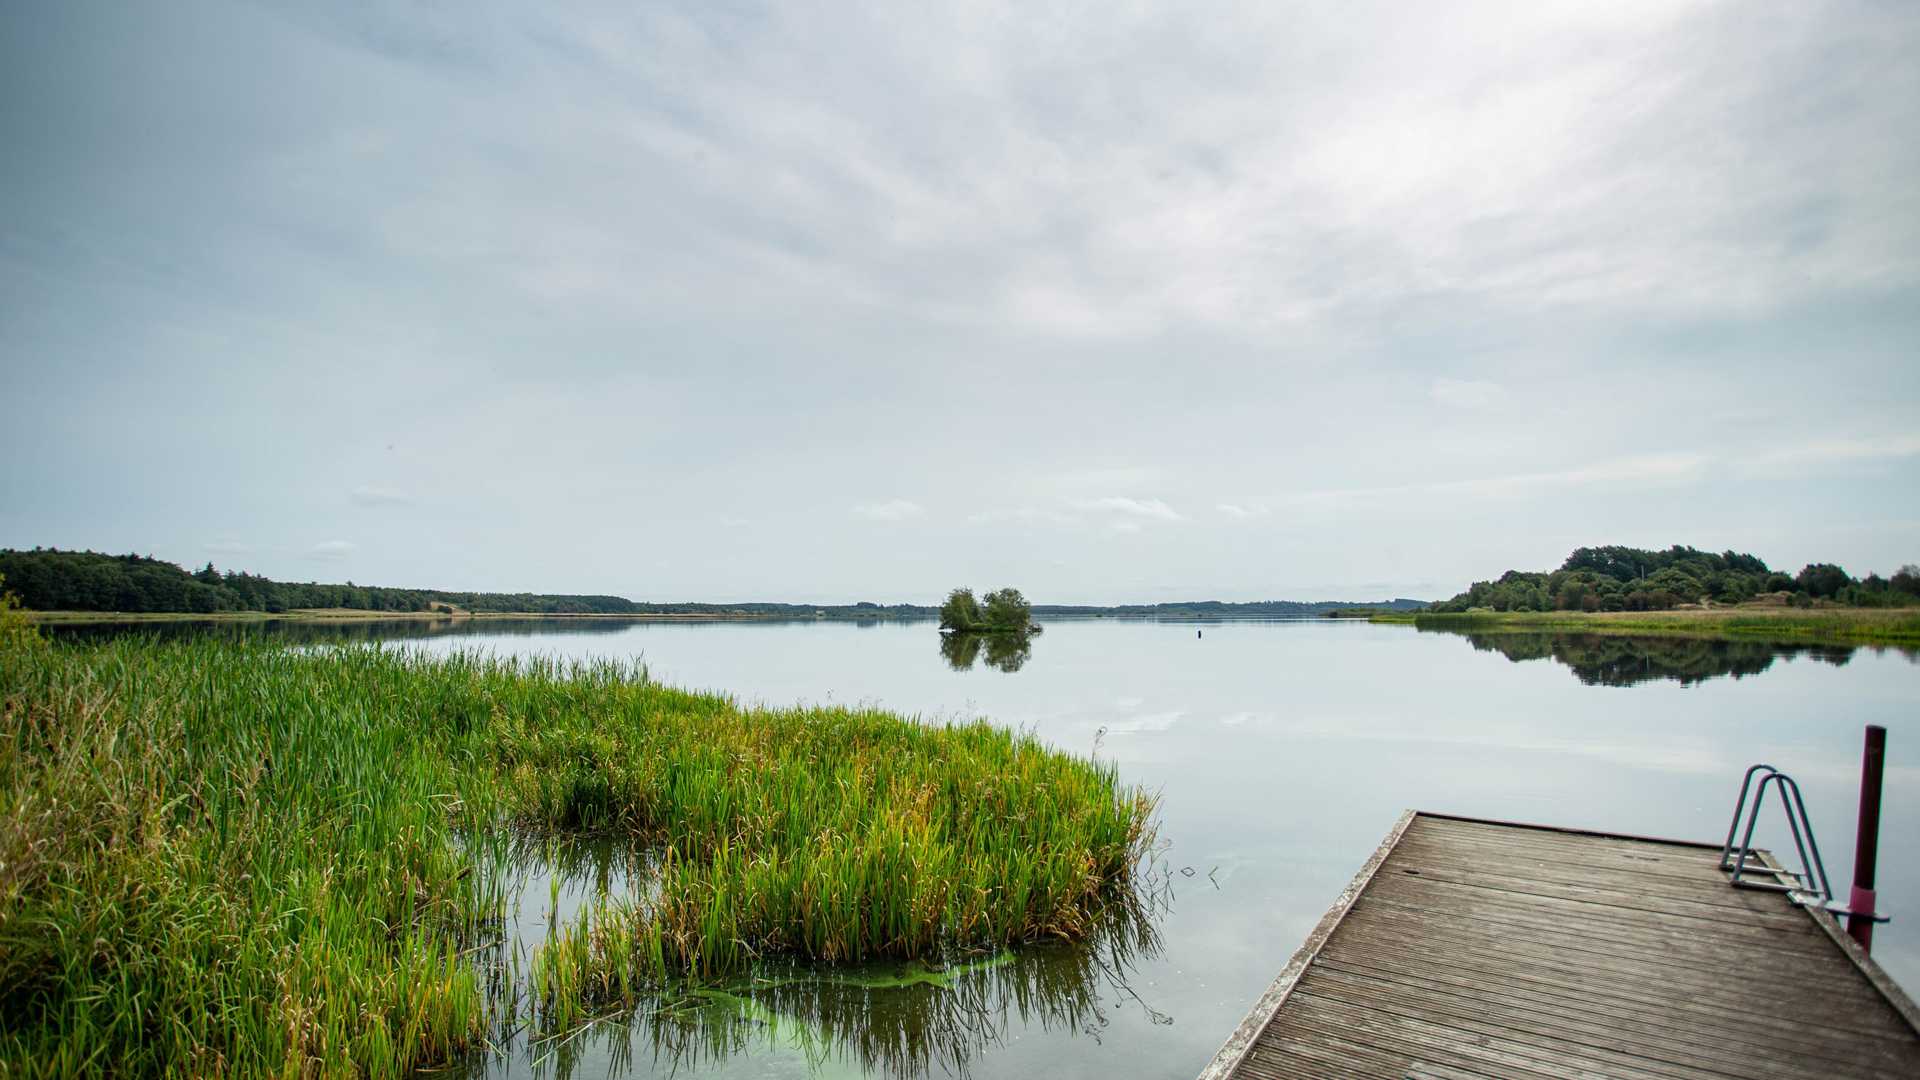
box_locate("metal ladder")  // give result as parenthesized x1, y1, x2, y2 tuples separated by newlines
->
(1719, 763, 1833, 907)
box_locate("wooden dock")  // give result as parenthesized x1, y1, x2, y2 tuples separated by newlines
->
(1199, 811, 1920, 1080)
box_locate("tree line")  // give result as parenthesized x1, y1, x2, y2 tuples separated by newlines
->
(0, 549, 709, 616)
(0, 549, 443, 614)
(1429, 545, 1920, 613)
(0, 548, 942, 617)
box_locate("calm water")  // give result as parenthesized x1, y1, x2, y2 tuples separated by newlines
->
(60, 617, 1920, 1078)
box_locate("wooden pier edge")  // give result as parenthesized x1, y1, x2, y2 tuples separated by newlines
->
(1756, 849, 1920, 1036)
(1195, 810, 1920, 1080)
(1193, 809, 1417, 1080)
(1413, 808, 1726, 851)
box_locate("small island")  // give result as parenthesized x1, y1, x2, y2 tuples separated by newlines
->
(936, 588, 1043, 672)
(937, 587, 1041, 635)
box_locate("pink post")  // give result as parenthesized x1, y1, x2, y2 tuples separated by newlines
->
(1848, 725, 1886, 953)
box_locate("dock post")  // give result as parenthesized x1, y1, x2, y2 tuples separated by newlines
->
(1849, 724, 1887, 953)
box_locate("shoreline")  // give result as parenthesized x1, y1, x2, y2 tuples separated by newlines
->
(1370, 607, 1920, 647)
(36, 605, 1917, 646)
(22, 609, 933, 626)
(25, 609, 1389, 627)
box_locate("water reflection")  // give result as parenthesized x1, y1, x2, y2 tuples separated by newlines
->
(1427, 628, 1888, 687)
(47, 616, 690, 645)
(939, 632, 1035, 673)
(616, 907, 1156, 1080)
(473, 838, 1165, 1080)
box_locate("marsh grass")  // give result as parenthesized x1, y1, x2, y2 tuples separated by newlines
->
(613, 892, 1161, 1078)
(0, 637, 1155, 1077)
(1375, 607, 1920, 646)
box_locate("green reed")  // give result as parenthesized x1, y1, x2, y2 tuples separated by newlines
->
(1390, 607, 1920, 646)
(0, 636, 1156, 1076)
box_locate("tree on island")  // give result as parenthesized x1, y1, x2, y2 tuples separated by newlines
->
(1426, 544, 1920, 613)
(939, 588, 983, 630)
(939, 587, 1037, 634)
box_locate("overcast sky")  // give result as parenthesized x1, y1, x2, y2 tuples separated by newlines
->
(3, 1, 1916, 604)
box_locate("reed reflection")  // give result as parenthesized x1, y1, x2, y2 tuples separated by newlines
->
(480, 887, 1163, 1079)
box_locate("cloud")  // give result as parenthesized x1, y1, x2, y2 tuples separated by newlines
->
(1260, 451, 1710, 512)
(2, 2, 1916, 602)
(1743, 434, 1920, 469)
(154, 0, 1912, 362)
(1256, 432, 1920, 519)
(966, 507, 1082, 526)
(1429, 378, 1508, 410)
(1073, 497, 1183, 521)
(1036, 467, 1176, 496)
(1432, 454, 1707, 500)
(204, 539, 253, 555)
(306, 540, 357, 561)
(852, 499, 925, 521)
(350, 485, 413, 506)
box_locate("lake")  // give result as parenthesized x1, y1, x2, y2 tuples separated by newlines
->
(57, 616, 1920, 1078)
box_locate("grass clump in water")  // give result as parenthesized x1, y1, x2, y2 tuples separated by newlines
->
(0, 636, 1156, 1076)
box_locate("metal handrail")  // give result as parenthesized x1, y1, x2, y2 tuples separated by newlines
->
(1719, 763, 1833, 905)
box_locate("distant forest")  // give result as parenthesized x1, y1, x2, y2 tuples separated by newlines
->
(0, 549, 936, 617)
(1032, 599, 1426, 616)
(1430, 545, 1920, 613)
(0, 548, 1424, 618)
(0, 549, 587, 614)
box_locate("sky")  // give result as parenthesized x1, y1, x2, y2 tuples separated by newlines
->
(2, 0, 1917, 604)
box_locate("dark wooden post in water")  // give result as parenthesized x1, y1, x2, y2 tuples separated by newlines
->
(1850, 724, 1887, 953)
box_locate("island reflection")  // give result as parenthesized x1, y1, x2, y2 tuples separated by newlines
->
(1422, 627, 1907, 687)
(939, 631, 1035, 673)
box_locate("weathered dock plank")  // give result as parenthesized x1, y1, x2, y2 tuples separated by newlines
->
(1198, 812, 1920, 1080)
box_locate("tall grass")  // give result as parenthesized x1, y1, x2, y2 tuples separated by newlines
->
(0, 636, 1155, 1076)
